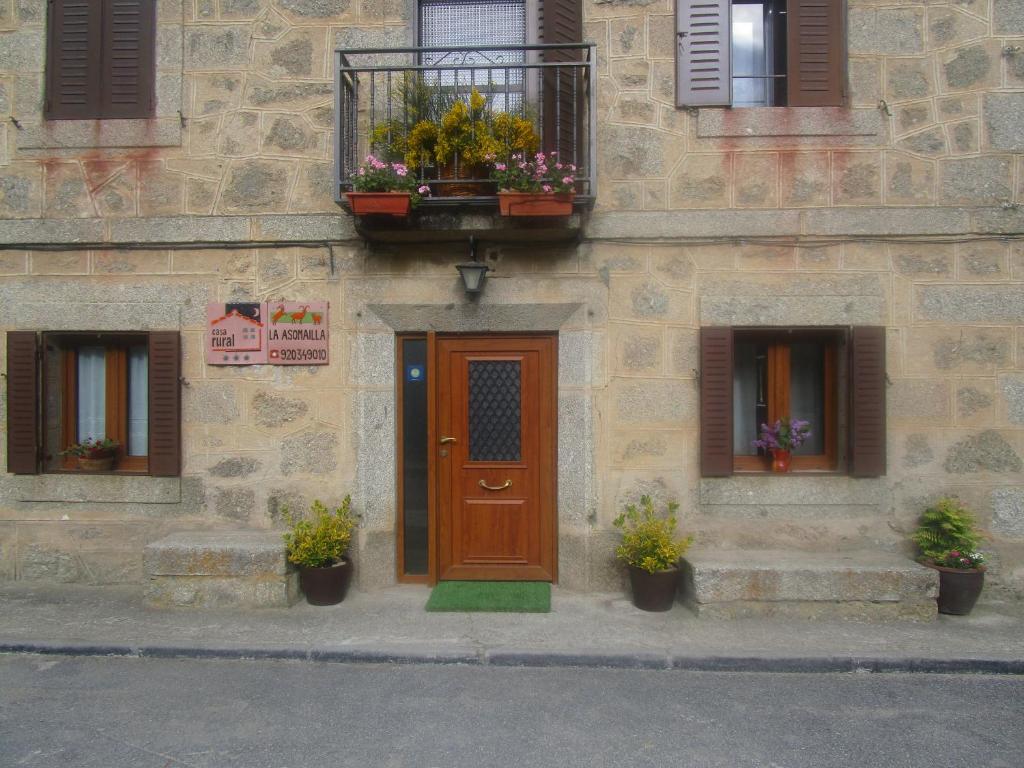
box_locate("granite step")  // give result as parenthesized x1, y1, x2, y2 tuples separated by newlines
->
(680, 549, 939, 621)
(144, 532, 298, 609)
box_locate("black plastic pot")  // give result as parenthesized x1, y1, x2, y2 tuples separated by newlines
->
(929, 563, 985, 615)
(627, 564, 679, 612)
(298, 558, 353, 606)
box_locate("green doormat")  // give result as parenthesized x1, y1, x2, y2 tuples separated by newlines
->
(425, 581, 551, 613)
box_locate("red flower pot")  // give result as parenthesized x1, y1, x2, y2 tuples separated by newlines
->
(771, 449, 792, 473)
(498, 191, 574, 217)
(346, 192, 411, 217)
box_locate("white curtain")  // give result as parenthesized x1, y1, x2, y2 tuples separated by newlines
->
(790, 342, 825, 455)
(732, 341, 758, 455)
(128, 346, 148, 456)
(77, 347, 106, 443)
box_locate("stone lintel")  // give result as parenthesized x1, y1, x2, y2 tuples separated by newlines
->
(368, 303, 583, 332)
(586, 210, 801, 239)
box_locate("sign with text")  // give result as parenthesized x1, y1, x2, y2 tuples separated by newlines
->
(267, 301, 329, 365)
(206, 303, 268, 365)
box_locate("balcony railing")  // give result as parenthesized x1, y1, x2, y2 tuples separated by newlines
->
(334, 43, 597, 209)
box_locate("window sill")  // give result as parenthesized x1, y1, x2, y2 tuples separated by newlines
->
(10, 473, 181, 504)
(700, 475, 885, 507)
(17, 118, 183, 149)
(695, 107, 883, 139)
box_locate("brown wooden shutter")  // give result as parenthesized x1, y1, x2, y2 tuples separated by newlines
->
(6, 332, 40, 475)
(676, 0, 732, 107)
(148, 331, 181, 477)
(46, 0, 103, 119)
(99, 0, 157, 119)
(539, 0, 583, 160)
(700, 326, 733, 477)
(786, 0, 845, 107)
(849, 326, 886, 477)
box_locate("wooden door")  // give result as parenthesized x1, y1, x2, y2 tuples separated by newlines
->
(436, 335, 557, 581)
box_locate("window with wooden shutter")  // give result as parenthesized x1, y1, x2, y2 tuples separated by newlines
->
(700, 325, 884, 477)
(849, 326, 886, 477)
(6, 332, 40, 475)
(46, 0, 156, 120)
(539, 0, 583, 158)
(148, 331, 181, 477)
(700, 327, 734, 477)
(676, 0, 846, 108)
(787, 0, 845, 107)
(676, 0, 732, 107)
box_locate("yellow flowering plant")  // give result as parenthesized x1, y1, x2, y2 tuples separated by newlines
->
(434, 89, 500, 169)
(283, 497, 357, 569)
(613, 495, 693, 574)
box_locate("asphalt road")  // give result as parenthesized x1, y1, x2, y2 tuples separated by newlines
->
(1, 655, 1021, 768)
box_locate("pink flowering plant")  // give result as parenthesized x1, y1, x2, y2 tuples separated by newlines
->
(352, 155, 428, 206)
(490, 151, 576, 195)
(752, 418, 812, 452)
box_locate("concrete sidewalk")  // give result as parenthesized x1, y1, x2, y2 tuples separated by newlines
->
(1, 583, 1023, 673)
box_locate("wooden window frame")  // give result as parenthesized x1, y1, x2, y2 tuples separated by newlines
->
(732, 328, 840, 473)
(52, 333, 149, 474)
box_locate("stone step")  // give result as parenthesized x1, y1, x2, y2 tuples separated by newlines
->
(680, 550, 939, 621)
(144, 532, 297, 609)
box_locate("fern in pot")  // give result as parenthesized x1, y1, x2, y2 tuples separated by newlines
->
(912, 497, 986, 615)
(283, 497, 358, 606)
(614, 495, 693, 612)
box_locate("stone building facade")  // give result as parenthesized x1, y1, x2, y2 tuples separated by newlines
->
(0, 0, 1022, 603)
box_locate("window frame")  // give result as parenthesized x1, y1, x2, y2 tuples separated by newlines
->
(731, 328, 840, 473)
(54, 334, 150, 474)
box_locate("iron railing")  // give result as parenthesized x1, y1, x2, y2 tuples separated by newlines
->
(334, 43, 597, 206)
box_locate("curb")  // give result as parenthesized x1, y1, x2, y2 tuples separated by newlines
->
(2, 641, 1023, 674)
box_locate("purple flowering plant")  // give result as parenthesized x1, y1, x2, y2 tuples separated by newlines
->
(490, 151, 576, 194)
(352, 155, 428, 206)
(752, 418, 812, 452)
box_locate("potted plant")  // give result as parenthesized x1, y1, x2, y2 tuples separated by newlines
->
(912, 497, 986, 615)
(430, 89, 500, 196)
(491, 151, 576, 216)
(346, 155, 429, 217)
(283, 497, 358, 606)
(613, 495, 693, 612)
(752, 418, 812, 472)
(61, 437, 120, 471)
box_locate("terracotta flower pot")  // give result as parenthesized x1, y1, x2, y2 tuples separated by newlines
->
(498, 191, 574, 216)
(298, 557, 353, 606)
(924, 562, 985, 615)
(346, 192, 411, 217)
(771, 449, 792, 473)
(627, 564, 679, 612)
(78, 455, 115, 471)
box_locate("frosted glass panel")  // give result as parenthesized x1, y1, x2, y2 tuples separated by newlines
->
(77, 347, 106, 443)
(791, 342, 825, 455)
(128, 346, 148, 456)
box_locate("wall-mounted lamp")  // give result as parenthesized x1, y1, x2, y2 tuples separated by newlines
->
(456, 236, 489, 295)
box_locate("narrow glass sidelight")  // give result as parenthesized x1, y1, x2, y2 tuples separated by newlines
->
(401, 338, 429, 576)
(468, 360, 521, 462)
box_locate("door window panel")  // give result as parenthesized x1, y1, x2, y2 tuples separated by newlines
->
(468, 360, 521, 462)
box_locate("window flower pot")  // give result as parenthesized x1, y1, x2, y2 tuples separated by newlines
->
(346, 192, 411, 217)
(77, 455, 115, 471)
(923, 562, 985, 615)
(627, 564, 679, 612)
(498, 191, 574, 216)
(298, 557, 353, 606)
(771, 449, 792, 473)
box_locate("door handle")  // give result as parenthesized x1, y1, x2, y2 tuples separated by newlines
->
(440, 436, 457, 444)
(479, 479, 512, 491)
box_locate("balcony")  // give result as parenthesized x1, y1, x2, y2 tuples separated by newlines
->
(334, 43, 597, 243)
